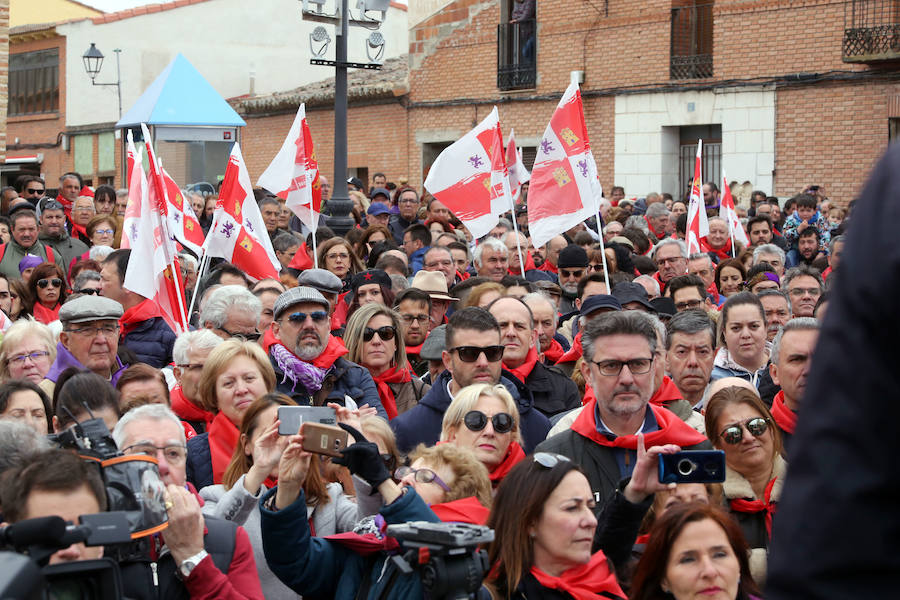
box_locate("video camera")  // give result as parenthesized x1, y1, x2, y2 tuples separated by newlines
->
(386, 521, 494, 600)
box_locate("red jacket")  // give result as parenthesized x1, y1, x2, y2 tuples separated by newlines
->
(182, 525, 264, 600)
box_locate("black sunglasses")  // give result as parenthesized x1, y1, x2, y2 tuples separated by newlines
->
(37, 278, 62, 289)
(719, 417, 770, 445)
(218, 326, 261, 342)
(464, 410, 514, 434)
(75, 288, 100, 296)
(450, 345, 505, 363)
(363, 325, 396, 342)
(287, 311, 328, 324)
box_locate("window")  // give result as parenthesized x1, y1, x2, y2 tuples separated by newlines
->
(679, 125, 721, 200)
(670, 1, 713, 79)
(498, 0, 537, 91)
(10, 49, 60, 116)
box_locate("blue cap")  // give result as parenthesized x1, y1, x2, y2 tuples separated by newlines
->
(367, 203, 390, 216)
(580, 294, 622, 317)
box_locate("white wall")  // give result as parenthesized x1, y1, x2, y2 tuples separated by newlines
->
(59, 0, 408, 127)
(614, 88, 775, 198)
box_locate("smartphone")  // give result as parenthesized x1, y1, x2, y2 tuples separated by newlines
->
(658, 450, 726, 484)
(277, 406, 337, 436)
(300, 422, 349, 457)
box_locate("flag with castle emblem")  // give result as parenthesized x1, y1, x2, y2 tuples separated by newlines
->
(506, 128, 530, 204)
(685, 141, 709, 254)
(204, 143, 280, 280)
(527, 82, 603, 249)
(424, 106, 512, 239)
(121, 130, 146, 250)
(161, 167, 205, 256)
(257, 103, 322, 232)
(720, 170, 748, 253)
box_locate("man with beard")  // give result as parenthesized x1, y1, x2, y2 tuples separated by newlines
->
(38, 199, 88, 270)
(393, 288, 432, 375)
(768, 318, 819, 452)
(268, 287, 386, 418)
(758, 289, 792, 341)
(556, 245, 589, 314)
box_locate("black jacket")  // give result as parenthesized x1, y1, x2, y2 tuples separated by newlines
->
(507, 361, 581, 417)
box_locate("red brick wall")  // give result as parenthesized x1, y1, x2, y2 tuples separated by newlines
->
(0, 0, 8, 161)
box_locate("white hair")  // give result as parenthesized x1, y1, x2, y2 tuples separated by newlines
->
(770, 317, 819, 364)
(113, 404, 185, 448)
(634, 274, 661, 298)
(472, 236, 508, 268)
(89, 245, 115, 261)
(522, 291, 557, 314)
(199, 285, 262, 329)
(646, 203, 669, 218)
(752, 244, 786, 265)
(172, 328, 225, 365)
(624, 215, 649, 234)
(652, 238, 688, 260)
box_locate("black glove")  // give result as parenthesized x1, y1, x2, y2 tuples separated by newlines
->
(332, 423, 392, 491)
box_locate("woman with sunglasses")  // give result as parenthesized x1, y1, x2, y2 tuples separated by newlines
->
(704, 385, 785, 585)
(440, 383, 523, 489)
(485, 452, 626, 600)
(355, 224, 392, 262)
(343, 303, 429, 419)
(25, 262, 66, 324)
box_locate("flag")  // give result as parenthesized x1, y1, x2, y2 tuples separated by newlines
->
(121, 131, 146, 250)
(161, 167, 205, 256)
(685, 140, 709, 255)
(257, 103, 322, 232)
(527, 82, 603, 249)
(205, 143, 281, 281)
(720, 170, 749, 251)
(506, 128, 530, 204)
(424, 106, 512, 239)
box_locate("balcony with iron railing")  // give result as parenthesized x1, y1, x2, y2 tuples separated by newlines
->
(843, 0, 900, 62)
(671, 3, 714, 80)
(497, 19, 536, 91)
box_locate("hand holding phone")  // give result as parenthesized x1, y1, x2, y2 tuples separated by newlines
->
(278, 406, 337, 436)
(300, 422, 349, 457)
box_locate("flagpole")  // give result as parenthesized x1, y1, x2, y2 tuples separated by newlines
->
(311, 229, 319, 269)
(187, 250, 209, 320)
(507, 206, 526, 279)
(594, 207, 610, 286)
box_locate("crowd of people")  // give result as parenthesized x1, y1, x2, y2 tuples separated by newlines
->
(0, 170, 853, 599)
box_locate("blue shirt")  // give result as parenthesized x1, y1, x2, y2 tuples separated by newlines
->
(594, 404, 660, 479)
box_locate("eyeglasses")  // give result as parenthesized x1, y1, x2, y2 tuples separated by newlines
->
(559, 269, 584, 279)
(424, 259, 453, 269)
(177, 363, 204, 372)
(656, 256, 686, 266)
(533, 452, 571, 469)
(398, 198, 418, 205)
(66, 324, 120, 338)
(75, 288, 100, 295)
(74, 206, 95, 213)
(463, 410, 514, 434)
(450, 345, 505, 363)
(287, 311, 328, 324)
(218, 326, 261, 342)
(588, 357, 654, 376)
(363, 325, 396, 342)
(587, 264, 604, 272)
(674, 299, 703, 311)
(326, 252, 350, 261)
(37, 278, 62, 289)
(25, 188, 45, 195)
(123, 443, 188, 465)
(394, 466, 450, 492)
(94, 228, 115, 236)
(8, 350, 50, 364)
(399, 313, 430, 325)
(788, 287, 821, 297)
(719, 417, 770, 445)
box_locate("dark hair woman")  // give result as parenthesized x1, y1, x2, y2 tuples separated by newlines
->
(710, 292, 769, 389)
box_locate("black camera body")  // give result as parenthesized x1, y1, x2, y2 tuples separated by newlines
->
(658, 450, 726, 484)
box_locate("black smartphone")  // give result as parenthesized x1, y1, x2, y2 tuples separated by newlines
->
(277, 406, 337, 435)
(658, 450, 726, 484)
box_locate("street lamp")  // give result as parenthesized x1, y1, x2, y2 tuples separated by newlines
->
(82, 43, 123, 118)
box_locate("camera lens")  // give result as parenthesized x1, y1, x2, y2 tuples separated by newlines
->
(677, 459, 696, 476)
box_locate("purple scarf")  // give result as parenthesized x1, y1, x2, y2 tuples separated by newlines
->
(270, 343, 329, 393)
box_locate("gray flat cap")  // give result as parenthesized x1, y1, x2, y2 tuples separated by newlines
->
(419, 325, 447, 361)
(296, 269, 343, 295)
(59, 295, 124, 324)
(273, 286, 329, 320)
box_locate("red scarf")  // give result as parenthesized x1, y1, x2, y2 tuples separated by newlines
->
(207, 412, 240, 485)
(371, 366, 412, 420)
(635, 533, 650, 545)
(287, 242, 314, 271)
(649, 375, 682, 408)
(505, 346, 539, 383)
(509, 251, 538, 276)
(706, 281, 721, 305)
(555, 331, 583, 365)
(71, 222, 88, 242)
(405, 342, 424, 358)
(182, 421, 198, 441)
(120, 299, 162, 337)
(542, 338, 565, 364)
(644, 215, 664, 240)
(571, 397, 708, 449)
(538, 260, 558, 274)
(170, 386, 214, 427)
(312, 335, 349, 370)
(489, 441, 525, 486)
(821, 265, 833, 281)
(729, 476, 778, 538)
(55, 194, 74, 220)
(261, 327, 279, 353)
(771, 391, 797, 435)
(530, 551, 625, 600)
(700, 236, 734, 262)
(430, 496, 490, 525)
(32, 302, 61, 324)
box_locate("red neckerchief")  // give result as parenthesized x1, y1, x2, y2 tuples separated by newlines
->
(555, 331, 583, 365)
(405, 342, 424, 358)
(80, 185, 94, 198)
(325, 532, 400, 556)
(371, 366, 412, 420)
(644, 215, 664, 240)
(822, 265, 833, 281)
(182, 421, 197, 441)
(430, 496, 490, 525)
(55, 194, 74, 220)
(208, 412, 240, 485)
(32, 302, 61, 324)
(771, 391, 797, 435)
(509, 251, 537, 275)
(457, 269, 470, 282)
(649, 375, 682, 408)
(119, 298, 162, 336)
(331, 294, 350, 330)
(700, 236, 733, 262)
(730, 476, 778, 539)
(635, 533, 650, 545)
(170, 386, 214, 427)
(530, 551, 625, 600)
(706, 281, 720, 304)
(538, 260, 558, 274)
(287, 242, 314, 270)
(70, 222, 88, 242)
(311, 335, 349, 370)
(261, 327, 278, 353)
(542, 339, 565, 365)
(489, 441, 525, 486)
(505, 346, 539, 383)
(570, 397, 708, 449)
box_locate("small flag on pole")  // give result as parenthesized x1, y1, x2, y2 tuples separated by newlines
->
(720, 171, 749, 253)
(685, 140, 709, 255)
(506, 128, 530, 204)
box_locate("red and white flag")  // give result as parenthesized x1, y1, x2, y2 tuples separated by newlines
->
(257, 103, 322, 232)
(424, 106, 512, 239)
(205, 143, 280, 281)
(720, 170, 748, 252)
(161, 167, 205, 256)
(527, 82, 603, 249)
(121, 130, 146, 250)
(685, 140, 709, 255)
(506, 128, 530, 204)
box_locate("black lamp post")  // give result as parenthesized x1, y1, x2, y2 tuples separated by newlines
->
(82, 43, 123, 118)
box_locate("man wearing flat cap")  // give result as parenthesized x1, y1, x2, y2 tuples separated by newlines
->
(268, 286, 387, 419)
(40, 295, 128, 397)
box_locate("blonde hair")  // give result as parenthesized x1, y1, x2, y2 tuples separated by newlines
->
(462, 282, 505, 309)
(0, 319, 56, 380)
(343, 303, 408, 370)
(197, 339, 276, 413)
(440, 383, 522, 445)
(409, 443, 492, 508)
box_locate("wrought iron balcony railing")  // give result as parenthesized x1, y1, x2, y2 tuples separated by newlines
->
(671, 3, 714, 79)
(498, 19, 536, 91)
(843, 0, 900, 62)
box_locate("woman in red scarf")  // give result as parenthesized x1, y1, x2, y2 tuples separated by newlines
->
(439, 383, 524, 489)
(343, 303, 429, 419)
(485, 453, 626, 600)
(26, 263, 66, 324)
(705, 385, 785, 586)
(185, 340, 276, 491)
(714, 258, 747, 299)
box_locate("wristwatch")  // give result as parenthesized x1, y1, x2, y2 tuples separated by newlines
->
(178, 550, 209, 578)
